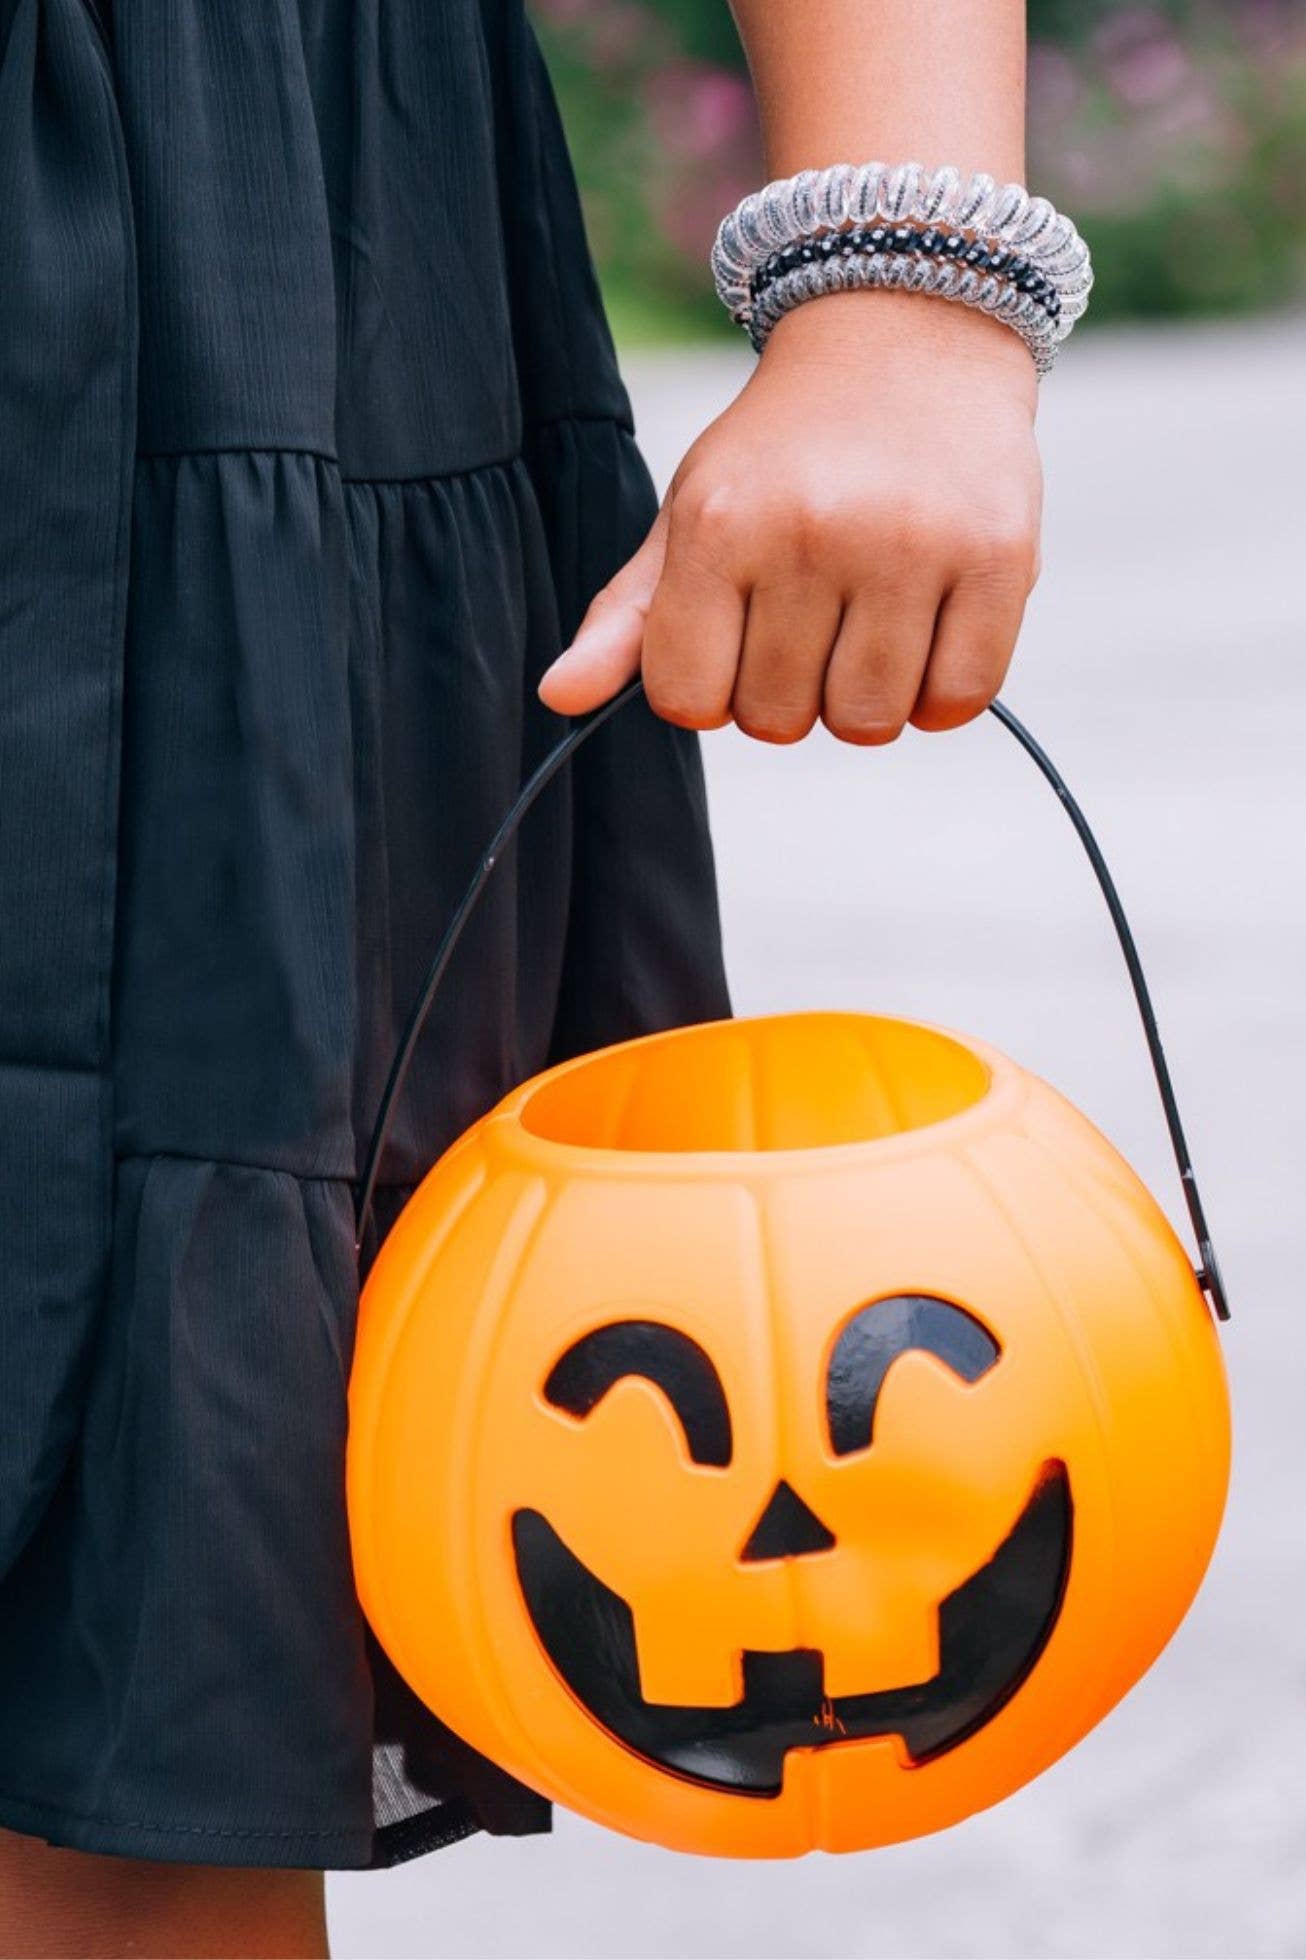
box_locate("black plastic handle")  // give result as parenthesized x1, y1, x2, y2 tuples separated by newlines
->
(354, 682, 1229, 1324)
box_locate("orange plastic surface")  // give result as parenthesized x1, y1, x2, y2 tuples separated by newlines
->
(347, 1012, 1230, 1857)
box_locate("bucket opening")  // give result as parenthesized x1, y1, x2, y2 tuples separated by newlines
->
(518, 1013, 991, 1155)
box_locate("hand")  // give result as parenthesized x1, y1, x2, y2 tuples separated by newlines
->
(538, 290, 1043, 744)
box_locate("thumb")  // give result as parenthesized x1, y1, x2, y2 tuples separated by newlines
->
(538, 501, 670, 715)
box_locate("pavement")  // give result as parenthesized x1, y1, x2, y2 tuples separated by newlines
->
(329, 315, 1306, 1959)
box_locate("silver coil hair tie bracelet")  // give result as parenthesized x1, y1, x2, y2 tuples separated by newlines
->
(712, 163, 1093, 375)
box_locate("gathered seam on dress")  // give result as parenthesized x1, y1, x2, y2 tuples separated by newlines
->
(133, 411, 633, 486)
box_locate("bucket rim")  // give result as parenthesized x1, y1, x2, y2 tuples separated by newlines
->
(485, 1009, 1029, 1181)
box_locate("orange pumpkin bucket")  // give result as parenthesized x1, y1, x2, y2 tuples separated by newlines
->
(346, 684, 1230, 1859)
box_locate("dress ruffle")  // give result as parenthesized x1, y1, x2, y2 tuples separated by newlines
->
(0, 415, 727, 1868)
(0, 0, 728, 1869)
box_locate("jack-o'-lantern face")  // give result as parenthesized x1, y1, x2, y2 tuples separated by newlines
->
(348, 1012, 1230, 1858)
(514, 1299, 1070, 1794)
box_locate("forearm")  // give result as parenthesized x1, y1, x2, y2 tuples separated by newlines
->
(728, 0, 1025, 191)
(542, 1, 1044, 744)
(723, 1, 1032, 372)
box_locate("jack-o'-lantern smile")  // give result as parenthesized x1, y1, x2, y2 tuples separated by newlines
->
(350, 1006, 1231, 1855)
(512, 1297, 1073, 1796)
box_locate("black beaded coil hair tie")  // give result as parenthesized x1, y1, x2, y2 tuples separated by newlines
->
(712, 162, 1092, 376)
(749, 226, 1063, 327)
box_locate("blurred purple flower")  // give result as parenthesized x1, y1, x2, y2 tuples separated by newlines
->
(587, 0, 652, 73)
(1151, 77, 1225, 141)
(654, 168, 755, 260)
(645, 60, 756, 162)
(1236, 0, 1305, 59)
(1028, 42, 1081, 120)
(534, 0, 1306, 326)
(1055, 148, 1107, 204)
(1094, 7, 1193, 108)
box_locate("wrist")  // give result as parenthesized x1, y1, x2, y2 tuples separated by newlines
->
(713, 166, 1091, 379)
(761, 288, 1039, 404)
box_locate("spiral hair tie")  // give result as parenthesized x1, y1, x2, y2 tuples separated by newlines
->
(712, 163, 1093, 374)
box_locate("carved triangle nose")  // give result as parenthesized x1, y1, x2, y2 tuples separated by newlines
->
(740, 1480, 836, 1563)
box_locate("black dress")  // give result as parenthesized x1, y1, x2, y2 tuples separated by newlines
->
(0, 0, 728, 1869)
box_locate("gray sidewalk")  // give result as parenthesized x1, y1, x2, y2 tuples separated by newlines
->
(330, 316, 1306, 1959)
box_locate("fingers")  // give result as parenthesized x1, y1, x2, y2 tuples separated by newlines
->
(541, 433, 1038, 742)
(910, 548, 1034, 733)
(638, 488, 748, 731)
(537, 505, 669, 716)
(822, 580, 940, 746)
(637, 478, 1036, 748)
(730, 575, 842, 743)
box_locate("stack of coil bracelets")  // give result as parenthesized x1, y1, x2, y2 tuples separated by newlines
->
(712, 163, 1093, 374)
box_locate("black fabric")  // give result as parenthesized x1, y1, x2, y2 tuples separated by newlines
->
(0, 0, 729, 1870)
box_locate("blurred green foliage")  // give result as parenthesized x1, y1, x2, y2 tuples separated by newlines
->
(531, 0, 1306, 339)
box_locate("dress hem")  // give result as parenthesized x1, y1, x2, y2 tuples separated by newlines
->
(0, 1785, 379, 1871)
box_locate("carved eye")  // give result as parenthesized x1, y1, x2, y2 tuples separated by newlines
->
(826, 1295, 1000, 1457)
(544, 1321, 733, 1467)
